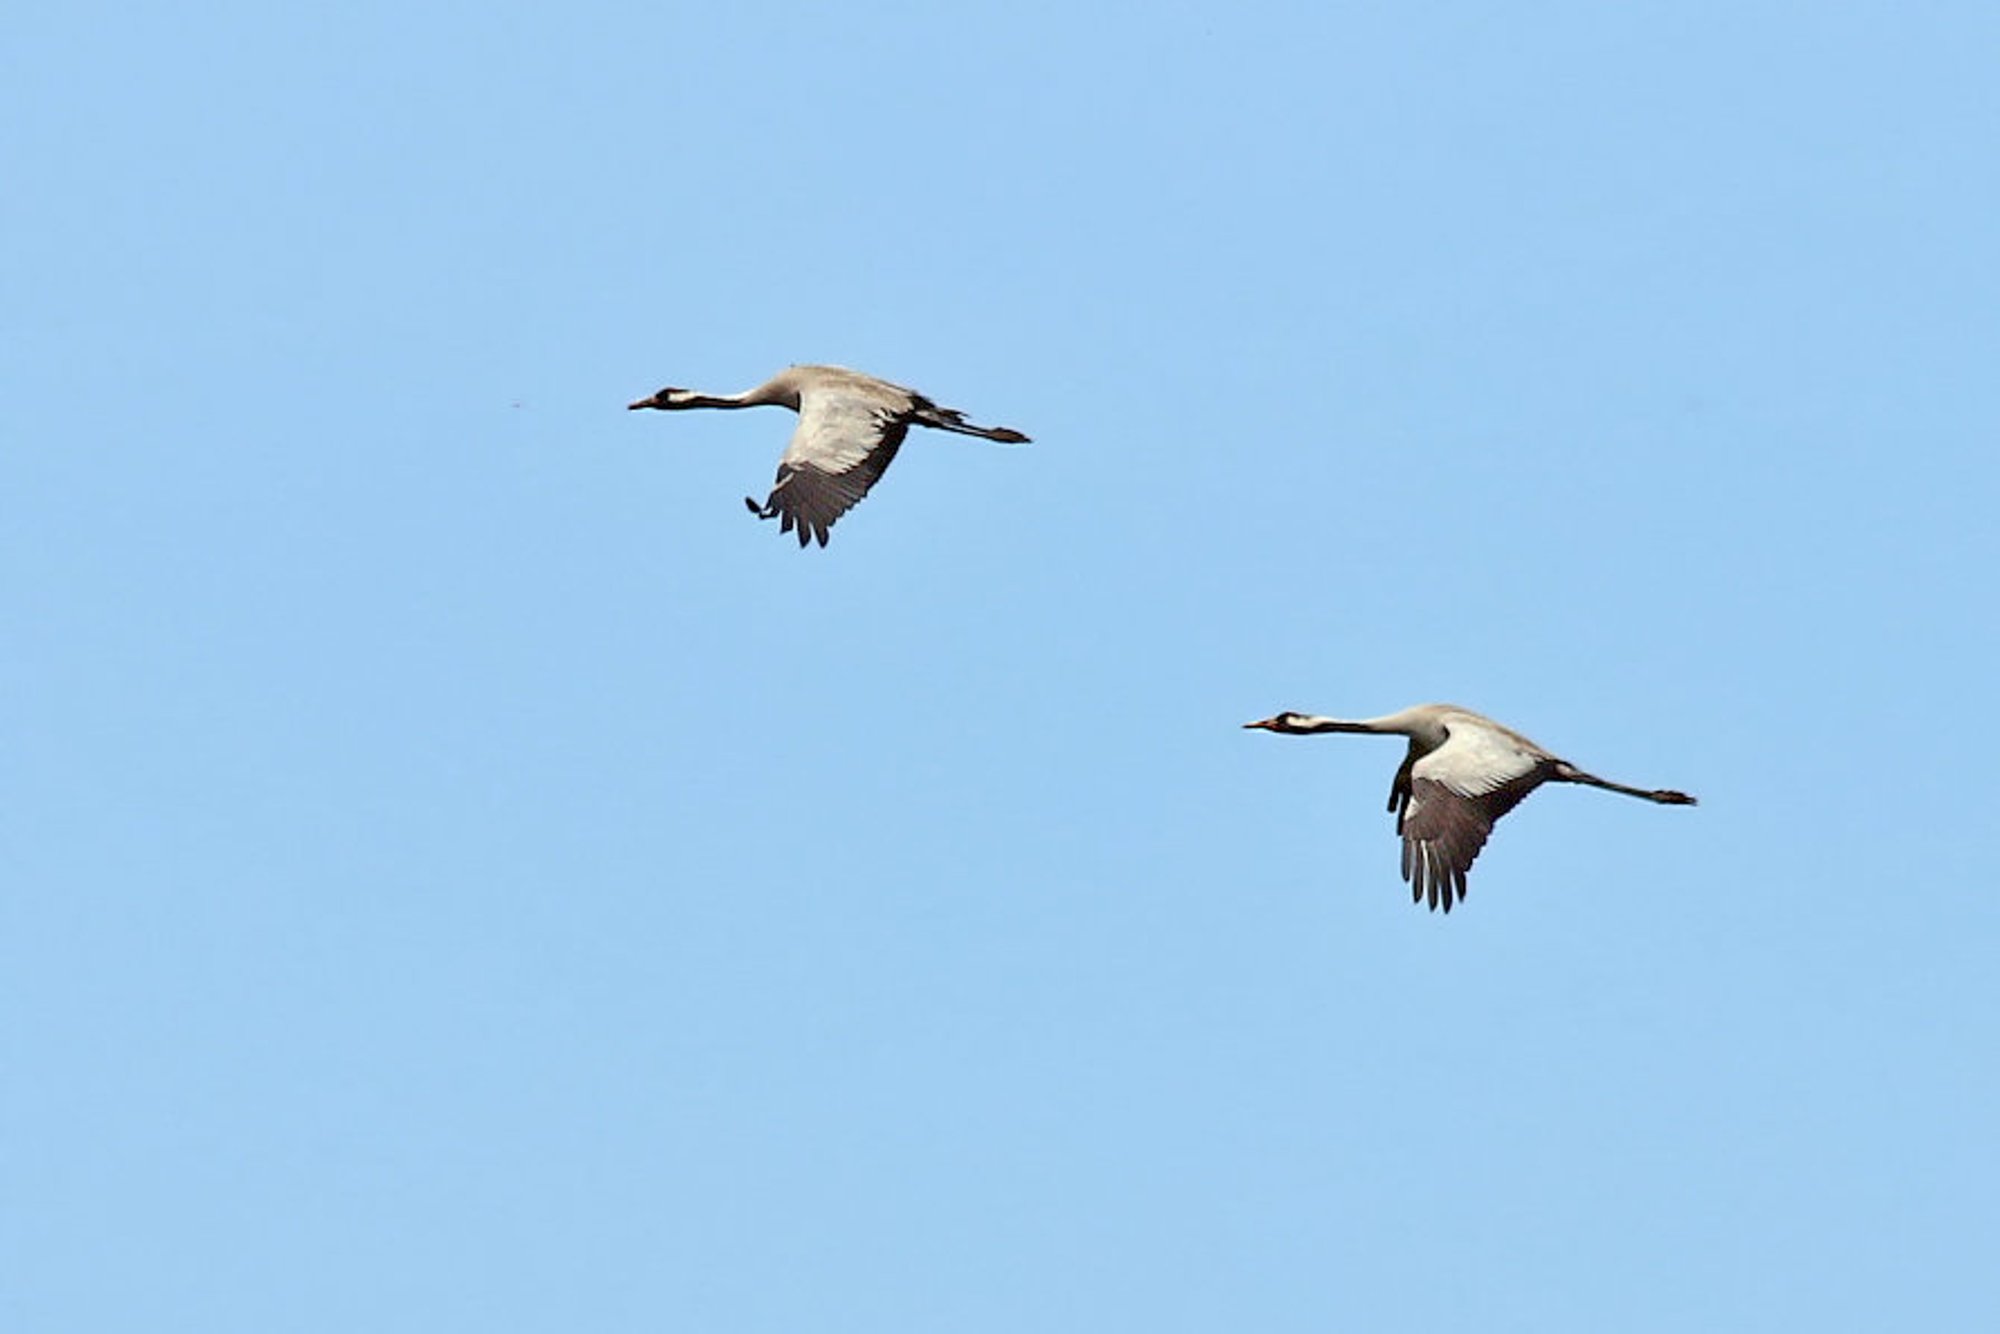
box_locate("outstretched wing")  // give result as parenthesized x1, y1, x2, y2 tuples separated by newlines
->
(1399, 721, 1552, 912)
(753, 384, 911, 547)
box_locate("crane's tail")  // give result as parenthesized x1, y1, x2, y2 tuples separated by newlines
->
(912, 401, 1031, 443)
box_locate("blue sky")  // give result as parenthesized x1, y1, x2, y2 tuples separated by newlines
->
(5, 2, 1997, 1329)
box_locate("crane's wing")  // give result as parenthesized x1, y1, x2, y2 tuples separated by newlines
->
(750, 385, 909, 547)
(1399, 722, 1552, 912)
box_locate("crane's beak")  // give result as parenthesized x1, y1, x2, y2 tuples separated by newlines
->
(1243, 717, 1280, 731)
(628, 393, 663, 411)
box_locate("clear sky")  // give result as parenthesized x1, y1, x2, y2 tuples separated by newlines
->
(5, 2, 1997, 1330)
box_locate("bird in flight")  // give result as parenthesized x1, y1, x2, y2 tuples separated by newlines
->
(628, 364, 1030, 547)
(1244, 704, 1696, 912)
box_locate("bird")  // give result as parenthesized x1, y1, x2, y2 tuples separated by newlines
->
(1243, 704, 1696, 913)
(627, 364, 1030, 547)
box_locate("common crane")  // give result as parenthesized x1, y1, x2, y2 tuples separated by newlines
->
(1244, 704, 1696, 912)
(628, 365, 1029, 547)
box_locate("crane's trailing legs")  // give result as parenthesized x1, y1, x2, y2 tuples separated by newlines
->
(1551, 763, 1696, 805)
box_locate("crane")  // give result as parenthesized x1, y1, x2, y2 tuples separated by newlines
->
(628, 364, 1029, 547)
(1244, 704, 1696, 912)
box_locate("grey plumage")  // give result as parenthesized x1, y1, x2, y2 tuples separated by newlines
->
(1246, 704, 1696, 913)
(628, 364, 1029, 547)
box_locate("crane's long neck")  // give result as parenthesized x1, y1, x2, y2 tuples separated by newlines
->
(675, 390, 766, 410)
(1288, 715, 1399, 735)
(1298, 707, 1445, 739)
(640, 377, 800, 412)
(1278, 709, 1453, 757)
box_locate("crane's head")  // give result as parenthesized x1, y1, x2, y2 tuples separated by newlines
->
(627, 386, 694, 411)
(1243, 712, 1314, 734)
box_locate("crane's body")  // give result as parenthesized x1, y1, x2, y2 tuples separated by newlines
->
(1244, 704, 1695, 912)
(628, 365, 1029, 547)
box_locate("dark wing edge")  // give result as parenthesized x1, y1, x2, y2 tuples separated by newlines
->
(1396, 774, 1543, 913)
(1399, 778, 1487, 912)
(749, 428, 907, 548)
(1388, 752, 1416, 826)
